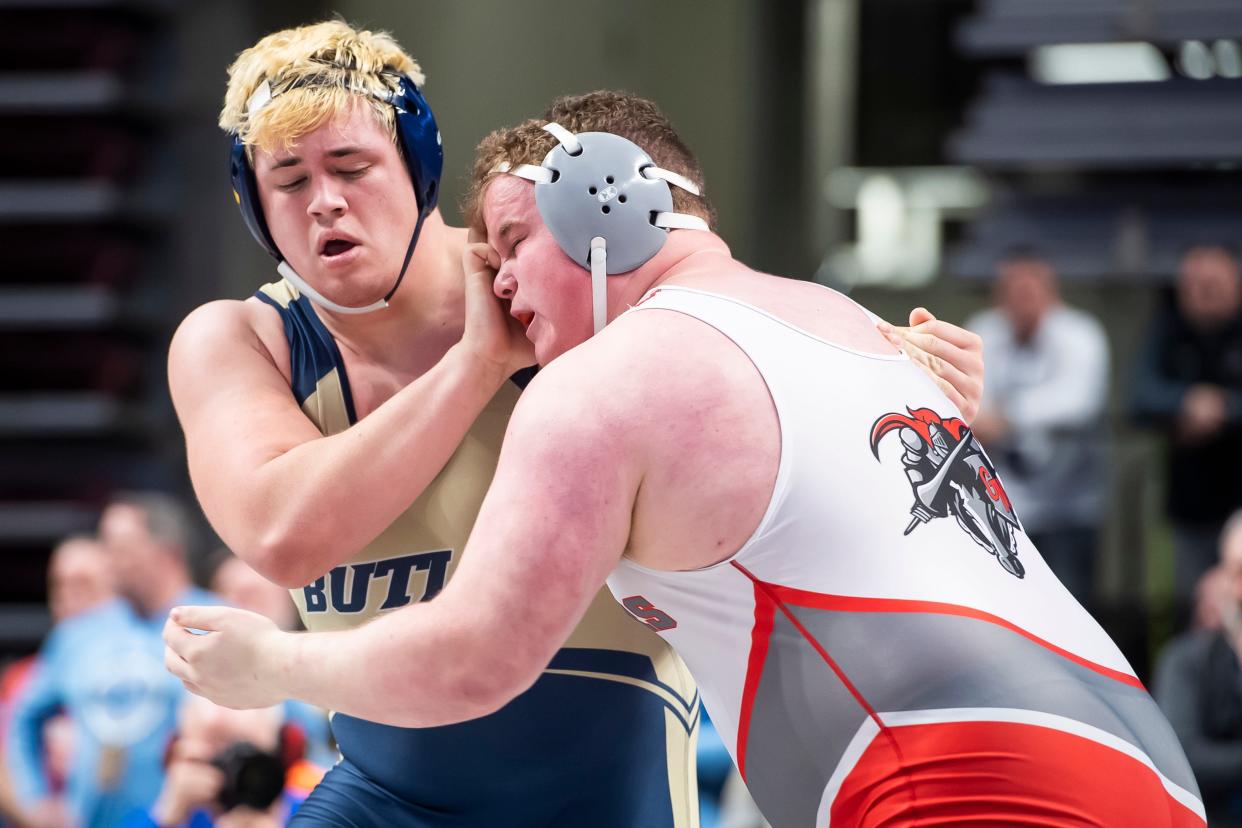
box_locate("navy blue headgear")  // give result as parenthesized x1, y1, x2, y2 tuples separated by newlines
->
(228, 72, 442, 311)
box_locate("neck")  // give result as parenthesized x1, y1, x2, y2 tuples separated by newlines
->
(313, 215, 468, 368)
(610, 230, 733, 314)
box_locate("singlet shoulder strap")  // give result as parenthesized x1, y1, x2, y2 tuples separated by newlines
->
(254, 279, 358, 429)
(630, 285, 906, 363)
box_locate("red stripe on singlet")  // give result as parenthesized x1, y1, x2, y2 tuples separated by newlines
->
(759, 583, 1144, 690)
(733, 577, 775, 780)
(731, 562, 887, 779)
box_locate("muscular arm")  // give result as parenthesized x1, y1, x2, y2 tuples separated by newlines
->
(166, 353, 634, 724)
(169, 300, 509, 587)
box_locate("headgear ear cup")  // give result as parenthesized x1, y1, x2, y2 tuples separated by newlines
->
(506, 124, 709, 333)
(228, 72, 443, 264)
(533, 132, 673, 273)
(230, 138, 281, 260)
(387, 75, 442, 218)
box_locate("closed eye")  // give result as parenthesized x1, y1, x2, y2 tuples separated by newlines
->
(276, 177, 306, 192)
(340, 166, 371, 179)
(497, 238, 523, 264)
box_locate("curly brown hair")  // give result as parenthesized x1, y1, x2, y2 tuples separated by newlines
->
(463, 90, 716, 233)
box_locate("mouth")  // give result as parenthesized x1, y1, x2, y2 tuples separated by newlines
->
(319, 237, 359, 258)
(513, 310, 534, 330)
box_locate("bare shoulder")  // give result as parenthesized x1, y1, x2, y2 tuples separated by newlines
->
(514, 307, 762, 453)
(669, 269, 897, 354)
(528, 301, 780, 570)
(169, 298, 290, 389)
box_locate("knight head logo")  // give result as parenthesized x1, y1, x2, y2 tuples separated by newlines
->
(870, 407, 1026, 579)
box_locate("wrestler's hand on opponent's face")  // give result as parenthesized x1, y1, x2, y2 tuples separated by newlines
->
(461, 227, 536, 379)
(162, 606, 287, 710)
(878, 307, 984, 423)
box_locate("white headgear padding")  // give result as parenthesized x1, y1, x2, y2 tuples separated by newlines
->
(504, 123, 709, 333)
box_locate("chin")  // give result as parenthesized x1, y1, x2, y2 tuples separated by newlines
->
(542, 326, 601, 365)
(534, 336, 570, 366)
(534, 342, 558, 367)
(316, 271, 391, 305)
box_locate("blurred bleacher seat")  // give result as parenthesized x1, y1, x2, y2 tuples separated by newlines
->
(0, 1, 184, 653)
(948, 0, 1242, 283)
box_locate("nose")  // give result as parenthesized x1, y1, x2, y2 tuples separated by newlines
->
(494, 265, 517, 300)
(307, 176, 347, 219)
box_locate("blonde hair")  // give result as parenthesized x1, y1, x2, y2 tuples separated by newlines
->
(220, 19, 424, 155)
(464, 90, 715, 232)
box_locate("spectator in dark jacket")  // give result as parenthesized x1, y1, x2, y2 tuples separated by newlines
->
(1154, 510, 1242, 827)
(1132, 245, 1242, 614)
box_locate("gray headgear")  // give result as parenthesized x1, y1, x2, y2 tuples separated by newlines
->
(500, 123, 709, 333)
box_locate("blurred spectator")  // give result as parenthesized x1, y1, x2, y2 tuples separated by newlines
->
(44, 537, 115, 624)
(120, 695, 323, 828)
(1192, 565, 1229, 633)
(967, 250, 1110, 603)
(5, 493, 218, 828)
(1154, 510, 1242, 827)
(204, 552, 333, 769)
(0, 536, 114, 828)
(1132, 245, 1242, 616)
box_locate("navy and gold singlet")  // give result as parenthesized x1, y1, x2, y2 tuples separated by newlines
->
(255, 279, 700, 827)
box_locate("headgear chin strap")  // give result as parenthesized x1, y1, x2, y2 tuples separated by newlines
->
(229, 72, 443, 315)
(503, 123, 709, 333)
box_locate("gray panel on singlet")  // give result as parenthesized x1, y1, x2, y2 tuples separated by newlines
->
(738, 605, 1200, 827)
(791, 608, 1199, 796)
(740, 612, 874, 828)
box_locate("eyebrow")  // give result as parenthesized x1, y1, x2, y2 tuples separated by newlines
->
(268, 146, 367, 170)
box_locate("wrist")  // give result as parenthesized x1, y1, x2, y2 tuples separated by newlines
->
(447, 342, 510, 392)
(260, 628, 300, 703)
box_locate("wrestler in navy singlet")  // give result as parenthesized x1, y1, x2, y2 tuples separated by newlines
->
(255, 279, 700, 828)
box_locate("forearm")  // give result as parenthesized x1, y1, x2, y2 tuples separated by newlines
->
(269, 598, 533, 726)
(1130, 375, 1188, 425)
(201, 344, 507, 585)
(1007, 384, 1106, 432)
(1007, 332, 1109, 432)
(1129, 323, 1186, 424)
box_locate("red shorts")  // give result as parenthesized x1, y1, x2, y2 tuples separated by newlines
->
(832, 719, 1205, 827)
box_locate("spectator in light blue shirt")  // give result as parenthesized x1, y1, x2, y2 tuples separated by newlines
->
(6, 493, 219, 828)
(967, 250, 1110, 606)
